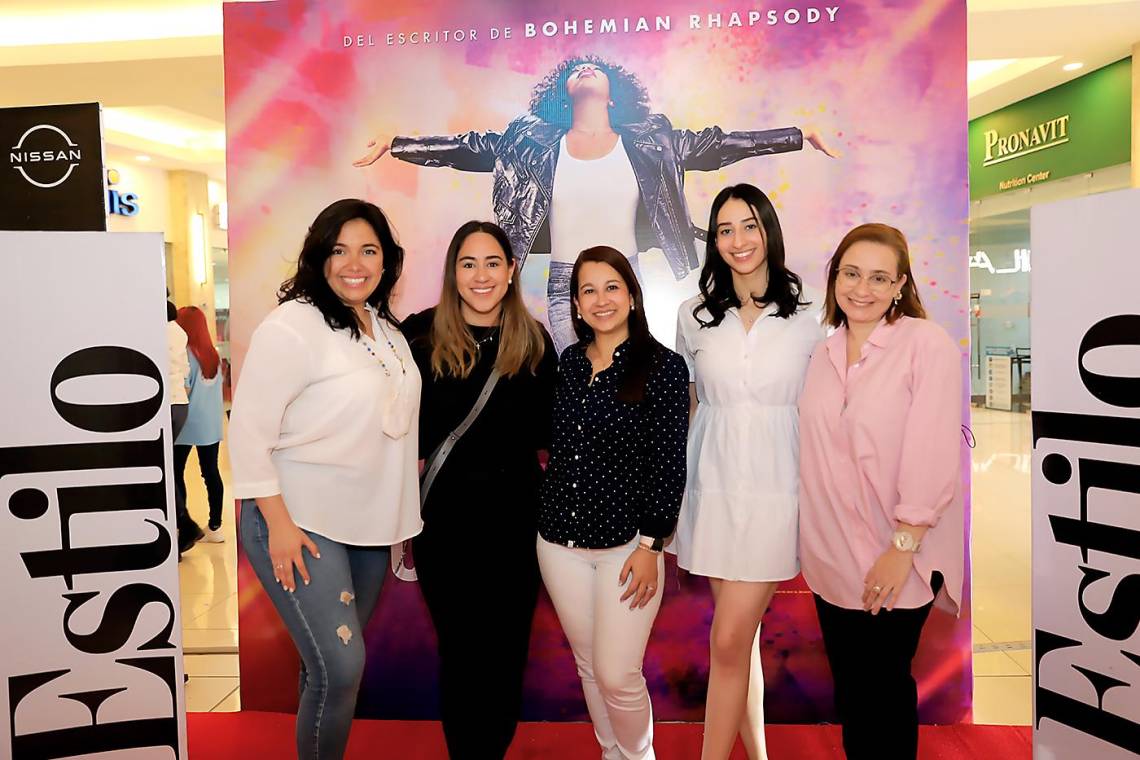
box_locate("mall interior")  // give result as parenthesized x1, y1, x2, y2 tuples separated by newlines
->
(2, 0, 1137, 748)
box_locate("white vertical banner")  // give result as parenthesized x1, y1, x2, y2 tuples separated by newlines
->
(0, 232, 187, 758)
(1030, 189, 1140, 759)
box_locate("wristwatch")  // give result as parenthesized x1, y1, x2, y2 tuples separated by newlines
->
(639, 535, 664, 553)
(892, 530, 921, 553)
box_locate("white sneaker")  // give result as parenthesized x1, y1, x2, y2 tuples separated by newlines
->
(203, 527, 225, 543)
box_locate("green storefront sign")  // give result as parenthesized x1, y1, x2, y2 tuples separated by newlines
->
(969, 58, 1131, 199)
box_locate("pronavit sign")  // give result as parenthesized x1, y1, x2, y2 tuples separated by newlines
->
(969, 58, 1130, 200)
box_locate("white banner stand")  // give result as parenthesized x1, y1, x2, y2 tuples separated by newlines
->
(0, 231, 188, 759)
(1030, 189, 1140, 759)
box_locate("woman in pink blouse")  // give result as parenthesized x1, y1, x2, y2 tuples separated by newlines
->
(798, 223, 963, 760)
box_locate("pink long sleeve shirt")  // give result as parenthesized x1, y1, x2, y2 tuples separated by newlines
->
(798, 316, 964, 614)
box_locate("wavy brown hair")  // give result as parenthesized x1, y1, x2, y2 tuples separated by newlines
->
(431, 221, 546, 379)
(823, 223, 927, 328)
(278, 199, 403, 338)
(528, 55, 651, 129)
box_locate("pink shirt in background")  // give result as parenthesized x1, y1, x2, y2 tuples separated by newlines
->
(798, 316, 964, 614)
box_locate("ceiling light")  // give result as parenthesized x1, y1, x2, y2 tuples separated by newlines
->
(968, 59, 1017, 83)
(1063, 62, 1084, 72)
(135, 155, 151, 162)
(0, 7, 220, 47)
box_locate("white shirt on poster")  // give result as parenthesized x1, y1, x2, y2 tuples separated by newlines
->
(673, 289, 826, 581)
(229, 299, 422, 546)
(549, 135, 640, 264)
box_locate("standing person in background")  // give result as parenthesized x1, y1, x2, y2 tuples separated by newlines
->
(229, 199, 421, 760)
(798, 223, 964, 760)
(175, 305, 226, 544)
(674, 184, 824, 760)
(402, 220, 556, 760)
(537, 246, 689, 760)
(168, 300, 204, 553)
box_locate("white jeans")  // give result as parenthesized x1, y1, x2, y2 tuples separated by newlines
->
(538, 536, 665, 760)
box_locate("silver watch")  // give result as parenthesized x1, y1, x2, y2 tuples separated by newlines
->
(892, 530, 921, 552)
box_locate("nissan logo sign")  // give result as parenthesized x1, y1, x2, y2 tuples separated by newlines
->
(8, 124, 82, 189)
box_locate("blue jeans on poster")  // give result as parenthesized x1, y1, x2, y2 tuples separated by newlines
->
(547, 253, 642, 356)
(239, 500, 390, 760)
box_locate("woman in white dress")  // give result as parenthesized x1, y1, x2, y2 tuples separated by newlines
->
(675, 184, 824, 760)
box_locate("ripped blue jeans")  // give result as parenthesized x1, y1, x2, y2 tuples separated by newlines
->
(240, 500, 389, 760)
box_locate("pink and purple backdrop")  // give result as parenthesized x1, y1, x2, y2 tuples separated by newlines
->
(223, 0, 972, 723)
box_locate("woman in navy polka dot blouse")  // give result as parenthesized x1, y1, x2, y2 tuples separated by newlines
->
(537, 245, 689, 760)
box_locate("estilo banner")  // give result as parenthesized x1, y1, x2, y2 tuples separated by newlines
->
(1030, 189, 1140, 759)
(0, 231, 187, 758)
(0, 103, 107, 232)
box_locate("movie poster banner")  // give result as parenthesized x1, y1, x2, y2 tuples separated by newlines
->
(0, 231, 186, 757)
(223, 0, 971, 722)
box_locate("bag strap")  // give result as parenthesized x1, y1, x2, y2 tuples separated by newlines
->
(420, 366, 502, 506)
(392, 366, 502, 582)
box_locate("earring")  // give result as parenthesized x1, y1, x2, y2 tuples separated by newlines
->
(508, 278, 513, 285)
(630, 303, 636, 311)
(893, 292, 902, 303)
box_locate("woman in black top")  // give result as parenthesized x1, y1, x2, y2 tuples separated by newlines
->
(402, 221, 556, 760)
(537, 245, 689, 760)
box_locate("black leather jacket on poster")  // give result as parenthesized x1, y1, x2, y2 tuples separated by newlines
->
(390, 114, 803, 281)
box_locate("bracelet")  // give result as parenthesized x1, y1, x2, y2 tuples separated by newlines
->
(638, 535, 664, 553)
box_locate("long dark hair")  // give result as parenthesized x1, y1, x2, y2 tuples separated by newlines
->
(277, 199, 404, 339)
(430, 220, 546, 379)
(693, 184, 809, 328)
(570, 246, 661, 403)
(529, 55, 651, 129)
(823, 223, 927, 328)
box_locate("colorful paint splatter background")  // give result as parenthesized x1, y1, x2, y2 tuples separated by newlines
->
(224, 0, 972, 722)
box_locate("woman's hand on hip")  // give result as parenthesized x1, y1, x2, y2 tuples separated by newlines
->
(619, 547, 660, 610)
(268, 520, 320, 593)
(353, 134, 394, 167)
(862, 548, 914, 614)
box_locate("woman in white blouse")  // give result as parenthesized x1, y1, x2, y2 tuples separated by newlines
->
(229, 199, 421, 760)
(674, 184, 824, 760)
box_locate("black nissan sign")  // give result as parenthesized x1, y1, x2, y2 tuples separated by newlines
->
(1, 103, 107, 231)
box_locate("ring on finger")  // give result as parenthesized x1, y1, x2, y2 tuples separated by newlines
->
(871, 584, 883, 594)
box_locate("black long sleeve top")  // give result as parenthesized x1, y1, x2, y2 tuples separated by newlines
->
(402, 309, 557, 525)
(538, 340, 689, 549)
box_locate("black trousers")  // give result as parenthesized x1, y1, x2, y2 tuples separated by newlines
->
(413, 512, 539, 760)
(813, 573, 943, 760)
(174, 442, 224, 529)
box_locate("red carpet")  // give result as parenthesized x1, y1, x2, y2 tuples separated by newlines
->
(187, 712, 1031, 758)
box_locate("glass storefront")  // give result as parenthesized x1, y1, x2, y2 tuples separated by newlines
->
(967, 164, 1130, 409)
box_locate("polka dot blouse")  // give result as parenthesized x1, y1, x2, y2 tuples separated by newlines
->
(538, 339, 690, 549)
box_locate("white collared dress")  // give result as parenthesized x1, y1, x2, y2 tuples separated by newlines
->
(673, 289, 825, 581)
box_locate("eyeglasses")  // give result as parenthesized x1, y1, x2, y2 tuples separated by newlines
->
(836, 266, 899, 294)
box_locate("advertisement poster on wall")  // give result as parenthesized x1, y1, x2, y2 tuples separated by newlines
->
(223, 0, 972, 722)
(0, 102, 107, 232)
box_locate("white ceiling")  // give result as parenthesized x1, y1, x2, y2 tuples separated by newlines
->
(0, 0, 1136, 180)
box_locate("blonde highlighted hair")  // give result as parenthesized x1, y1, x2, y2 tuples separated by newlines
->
(430, 221, 546, 379)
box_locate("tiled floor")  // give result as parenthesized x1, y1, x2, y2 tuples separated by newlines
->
(179, 433, 241, 712)
(969, 407, 1033, 725)
(180, 407, 1035, 724)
